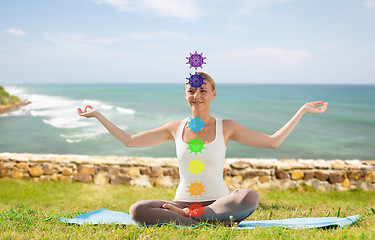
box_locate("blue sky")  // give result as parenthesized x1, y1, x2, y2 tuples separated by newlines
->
(1, 0, 374, 84)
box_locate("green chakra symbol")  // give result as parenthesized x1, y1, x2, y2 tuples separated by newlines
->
(187, 137, 206, 155)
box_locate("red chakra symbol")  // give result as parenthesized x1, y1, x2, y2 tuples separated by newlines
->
(187, 202, 206, 219)
(186, 51, 206, 70)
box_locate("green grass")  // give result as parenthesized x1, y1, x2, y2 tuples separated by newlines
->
(1, 179, 374, 239)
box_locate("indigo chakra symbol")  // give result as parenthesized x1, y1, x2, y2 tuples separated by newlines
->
(186, 72, 206, 89)
(186, 51, 206, 70)
(187, 117, 206, 134)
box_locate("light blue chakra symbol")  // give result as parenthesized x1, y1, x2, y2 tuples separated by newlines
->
(186, 51, 206, 70)
(187, 117, 206, 134)
(186, 72, 206, 89)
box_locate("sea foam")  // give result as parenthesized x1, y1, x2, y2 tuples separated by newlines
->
(2, 86, 135, 143)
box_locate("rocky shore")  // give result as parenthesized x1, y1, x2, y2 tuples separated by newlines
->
(1, 153, 375, 191)
(0, 101, 31, 114)
(0, 85, 31, 114)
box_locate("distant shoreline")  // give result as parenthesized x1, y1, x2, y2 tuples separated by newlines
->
(4, 83, 375, 86)
(0, 101, 31, 114)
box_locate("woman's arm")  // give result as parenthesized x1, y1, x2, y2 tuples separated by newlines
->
(227, 101, 328, 149)
(78, 105, 176, 148)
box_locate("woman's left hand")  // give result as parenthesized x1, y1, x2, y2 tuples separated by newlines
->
(77, 105, 98, 118)
(301, 101, 328, 114)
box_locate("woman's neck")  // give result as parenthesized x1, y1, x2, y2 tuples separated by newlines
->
(190, 111, 212, 123)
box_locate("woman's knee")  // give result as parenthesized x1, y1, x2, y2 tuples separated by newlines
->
(129, 201, 142, 221)
(235, 189, 259, 208)
(235, 189, 259, 220)
(129, 200, 153, 222)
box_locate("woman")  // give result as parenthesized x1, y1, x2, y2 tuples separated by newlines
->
(78, 72, 327, 226)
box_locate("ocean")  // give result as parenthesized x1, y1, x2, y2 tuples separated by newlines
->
(1, 84, 374, 160)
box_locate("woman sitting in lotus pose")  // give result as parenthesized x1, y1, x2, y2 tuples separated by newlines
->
(78, 72, 327, 226)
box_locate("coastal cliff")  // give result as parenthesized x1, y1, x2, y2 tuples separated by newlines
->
(0, 86, 30, 114)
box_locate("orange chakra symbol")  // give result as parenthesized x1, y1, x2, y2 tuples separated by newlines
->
(187, 202, 206, 219)
(187, 180, 206, 198)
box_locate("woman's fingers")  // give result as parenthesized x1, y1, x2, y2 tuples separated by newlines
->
(84, 105, 93, 113)
(322, 102, 328, 112)
(78, 105, 96, 117)
(314, 102, 328, 113)
(162, 203, 190, 217)
(303, 101, 327, 114)
(313, 101, 324, 106)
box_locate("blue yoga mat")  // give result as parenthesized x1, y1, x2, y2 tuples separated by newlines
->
(59, 208, 361, 229)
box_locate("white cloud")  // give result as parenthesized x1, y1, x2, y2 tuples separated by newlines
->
(91, 37, 126, 44)
(44, 30, 210, 48)
(140, 0, 200, 20)
(0, 46, 3, 51)
(5, 28, 26, 36)
(92, 0, 133, 11)
(129, 30, 190, 41)
(151, 43, 163, 50)
(128, 30, 220, 42)
(91, 0, 201, 20)
(317, 42, 340, 52)
(45, 32, 126, 46)
(237, 0, 293, 14)
(214, 47, 312, 69)
(44, 33, 108, 55)
(366, 0, 375, 7)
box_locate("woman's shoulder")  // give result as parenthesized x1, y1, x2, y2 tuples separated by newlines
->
(163, 119, 186, 131)
(222, 119, 238, 126)
(222, 119, 242, 133)
(163, 119, 181, 128)
(220, 119, 240, 142)
(164, 119, 187, 140)
(169, 117, 189, 125)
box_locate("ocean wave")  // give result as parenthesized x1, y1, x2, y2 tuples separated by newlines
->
(66, 138, 82, 143)
(2, 85, 135, 144)
(0, 108, 29, 117)
(43, 118, 95, 129)
(82, 99, 102, 107)
(60, 125, 128, 143)
(116, 107, 135, 115)
(4, 87, 135, 126)
(60, 129, 106, 143)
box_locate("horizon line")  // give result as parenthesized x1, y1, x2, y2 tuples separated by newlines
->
(2, 82, 375, 86)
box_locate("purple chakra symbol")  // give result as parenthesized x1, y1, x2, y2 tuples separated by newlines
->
(186, 72, 206, 89)
(186, 51, 206, 70)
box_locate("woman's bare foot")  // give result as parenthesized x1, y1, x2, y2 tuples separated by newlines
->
(162, 203, 190, 218)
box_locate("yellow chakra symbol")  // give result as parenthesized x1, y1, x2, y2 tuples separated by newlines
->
(187, 180, 206, 198)
(187, 158, 206, 176)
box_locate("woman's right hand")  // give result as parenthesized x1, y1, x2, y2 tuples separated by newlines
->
(78, 105, 98, 118)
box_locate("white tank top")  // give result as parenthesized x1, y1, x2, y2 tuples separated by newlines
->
(174, 117, 230, 202)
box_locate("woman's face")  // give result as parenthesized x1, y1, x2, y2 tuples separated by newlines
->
(184, 80, 216, 111)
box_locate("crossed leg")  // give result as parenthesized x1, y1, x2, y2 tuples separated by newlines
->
(129, 189, 259, 226)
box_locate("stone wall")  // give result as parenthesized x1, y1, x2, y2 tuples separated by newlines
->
(1, 153, 375, 191)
